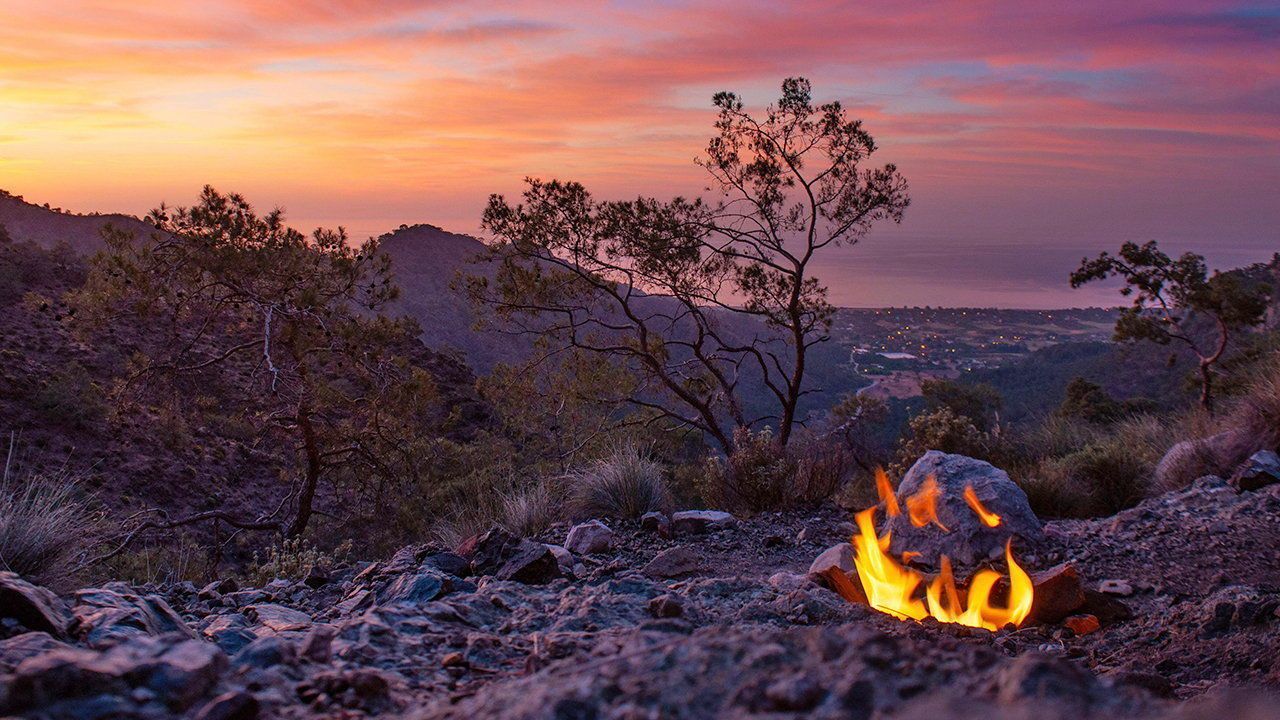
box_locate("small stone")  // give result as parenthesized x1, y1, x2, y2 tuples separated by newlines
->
(232, 636, 297, 669)
(1098, 579, 1134, 597)
(648, 594, 683, 618)
(495, 540, 562, 584)
(1027, 564, 1086, 625)
(300, 624, 338, 662)
(1232, 450, 1280, 492)
(194, 691, 259, 720)
(565, 520, 615, 555)
(1063, 614, 1101, 636)
(808, 543, 855, 576)
(671, 510, 736, 535)
(244, 604, 312, 633)
(145, 639, 228, 709)
(441, 651, 467, 668)
(640, 512, 670, 534)
(642, 547, 703, 579)
(425, 552, 470, 577)
(764, 674, 825, 711)
(768, 572, 813, 591)
(544, 544, 575, 576)
(378, 569, 451, 605)
(762, 534, 786, 548)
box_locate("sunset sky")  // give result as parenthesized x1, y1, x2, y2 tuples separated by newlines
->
(2, 1, 1278, 307)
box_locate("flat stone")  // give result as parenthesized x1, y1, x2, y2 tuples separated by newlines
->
(1098, 579, 1134, 597)
(0, 572, 71, 637)
(244, 603, 312, 633)
(565, 520, 615, 555)
(672, 510, 736, 535)
(642, 546, 703, 579)
(0, 631, 70, 673)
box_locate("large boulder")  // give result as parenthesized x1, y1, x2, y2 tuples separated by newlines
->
(0, 572, 70, 637)
(883, 451, 1042, 567)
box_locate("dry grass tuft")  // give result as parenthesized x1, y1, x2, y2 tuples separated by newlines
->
(567, 443, 671, 520)
(0, 441, 101, 583)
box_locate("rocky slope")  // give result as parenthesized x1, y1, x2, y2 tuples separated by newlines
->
(2, 460, 1277, 719)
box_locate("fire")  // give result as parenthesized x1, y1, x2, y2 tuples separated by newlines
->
(964, 485, 1002, 527)
(844, 473, 1034, 631)
(905, 475, 948, 531)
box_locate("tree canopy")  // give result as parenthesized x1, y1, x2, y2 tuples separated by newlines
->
(1071, 240, 1270, 411)
(468, 77, 909, 452)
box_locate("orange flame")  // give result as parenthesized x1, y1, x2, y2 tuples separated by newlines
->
(964, 485, 1002, 527)
(905, 475, 948, 531)
(846, 470, 1034, 631)
(875, 467, 901, 517)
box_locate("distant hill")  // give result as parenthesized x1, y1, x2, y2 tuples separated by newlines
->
(379, 224, 531, 373)
(0, 190, 152, 255)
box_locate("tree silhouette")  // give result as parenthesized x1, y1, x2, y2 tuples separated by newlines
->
(468, 78, 909, 451)
(1071, 240, 1270, 412)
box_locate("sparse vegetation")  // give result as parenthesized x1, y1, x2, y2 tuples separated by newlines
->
(703, 428, 851, 513)
(246, 537, 352, 586)
(0, 443, 101, 583)
(568, 444, 670, 520)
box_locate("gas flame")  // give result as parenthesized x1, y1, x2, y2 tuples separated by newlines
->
(905, 475, 948, 531)
(964, 485, 1002, 527)
(875, 467, 901, 517)
(845, 473, 1034, 631)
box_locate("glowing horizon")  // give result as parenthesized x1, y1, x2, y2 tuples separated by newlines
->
(2, 1, 1277, 307)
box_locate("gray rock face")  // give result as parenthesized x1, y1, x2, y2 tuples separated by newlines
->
(71, 588, 196, 647)
(671, 510, 736, 535)
(883, 451, 1043, 567)
(3, 634, 228, 714)
(1233, 450, 1280, 492)
(0, 572, 70, 637)
(564, 520, 615, 554)
(377, 568, 453, 605)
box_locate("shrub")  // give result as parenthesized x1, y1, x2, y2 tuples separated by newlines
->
(892, 407, 993, 476)
(499, 482, 562, 537)
(1034, 438, 1152, 517)
(246, 537, 351, 586)
(0, 453, 100, 583)
(568, 444, 670, 519)
(702, 428, 850, 513)
(31, 362, 106, 430)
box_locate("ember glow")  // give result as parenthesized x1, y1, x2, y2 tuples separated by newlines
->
(848, 471, 1034, 631)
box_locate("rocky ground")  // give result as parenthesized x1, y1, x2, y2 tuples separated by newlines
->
(2, 454, 1279, 719)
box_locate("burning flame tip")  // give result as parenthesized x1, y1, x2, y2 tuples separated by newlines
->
(848, 470, 1033, 631)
